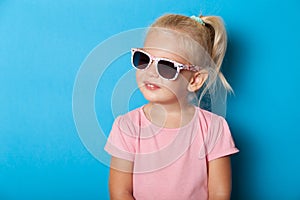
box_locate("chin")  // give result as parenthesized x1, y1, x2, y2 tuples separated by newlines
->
(141, 92, 177, 105)
(139, 85, 180, 104)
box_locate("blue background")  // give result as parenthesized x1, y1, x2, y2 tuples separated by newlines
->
(1, 0, 300, 199)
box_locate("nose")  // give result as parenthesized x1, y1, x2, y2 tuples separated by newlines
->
(145, 61, 159, 78)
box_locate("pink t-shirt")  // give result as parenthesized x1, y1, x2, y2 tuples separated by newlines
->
(105, 106, 239, 200)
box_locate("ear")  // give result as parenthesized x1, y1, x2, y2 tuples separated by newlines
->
(187, 71, 208, 92)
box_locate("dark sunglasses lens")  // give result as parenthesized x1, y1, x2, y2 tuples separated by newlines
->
(157, 60, 177, 79)
(133, 51, 150, 69)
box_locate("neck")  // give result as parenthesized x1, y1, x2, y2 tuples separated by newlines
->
(143, 99, 195, 128)
(149, 101, 191, 114)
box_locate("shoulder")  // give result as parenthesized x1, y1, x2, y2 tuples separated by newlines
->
(196, 107, 227, 129)
(113, 106, 144, 137)
(197, 107, 239, 160)
(116, 106, 143, 124)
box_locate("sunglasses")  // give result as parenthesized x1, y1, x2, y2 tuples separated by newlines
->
(131, 48, 199, 80)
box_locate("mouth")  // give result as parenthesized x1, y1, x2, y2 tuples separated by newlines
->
(144, 81, 161, 90)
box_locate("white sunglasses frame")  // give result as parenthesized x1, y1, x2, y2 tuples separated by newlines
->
(131, 48, 199, 81)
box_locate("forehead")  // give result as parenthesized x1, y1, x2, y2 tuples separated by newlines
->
(144, 29, 181, 50)
(143, 29, 191, 63)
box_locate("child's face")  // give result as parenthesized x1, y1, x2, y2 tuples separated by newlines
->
(135, 30, 194, 104)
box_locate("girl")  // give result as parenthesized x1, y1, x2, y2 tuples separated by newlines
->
(105, 13, 239, 200)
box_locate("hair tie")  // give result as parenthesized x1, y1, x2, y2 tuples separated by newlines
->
(190, 15, 205, 26)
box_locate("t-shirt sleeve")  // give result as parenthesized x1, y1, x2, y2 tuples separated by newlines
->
(206, 115, 239, 161)
(104, 116, 136, 162)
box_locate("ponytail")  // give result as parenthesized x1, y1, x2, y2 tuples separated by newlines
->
(201, 16, 233, 92)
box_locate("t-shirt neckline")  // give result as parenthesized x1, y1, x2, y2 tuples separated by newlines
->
(139, 105, 199, 132)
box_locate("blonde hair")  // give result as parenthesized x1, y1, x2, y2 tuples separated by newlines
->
(149, 14, 233, 93)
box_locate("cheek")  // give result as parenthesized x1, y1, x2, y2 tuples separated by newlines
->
(165, 74, 191, 93)
(136, 70, 143, 84)
(180, 70, 193, 81)
(161, 79, 187, 94)
(176, 72, 191, 87)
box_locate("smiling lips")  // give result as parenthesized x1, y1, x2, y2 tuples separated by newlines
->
(144, 81, 161, 90)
